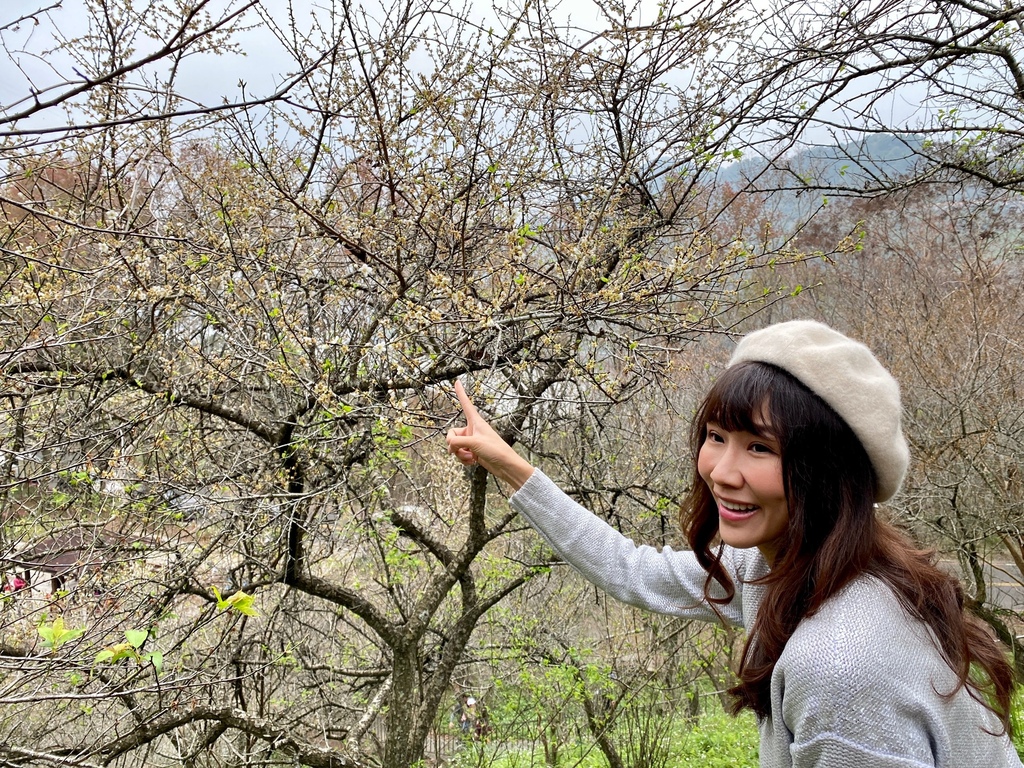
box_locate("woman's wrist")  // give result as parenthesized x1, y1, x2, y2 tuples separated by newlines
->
(494, 454, 535, 491)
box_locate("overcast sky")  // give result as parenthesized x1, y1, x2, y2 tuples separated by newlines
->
(2, 0, 314, 115)
(0, 0, 639, 125)
(1, 0, 929, 147)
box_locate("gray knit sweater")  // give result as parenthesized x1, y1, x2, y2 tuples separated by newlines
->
(509, 470, 1023, 768)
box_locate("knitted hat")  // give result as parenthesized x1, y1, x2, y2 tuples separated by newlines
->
(728, 320, 908, 501)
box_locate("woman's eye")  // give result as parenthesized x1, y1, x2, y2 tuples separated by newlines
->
(706, 430, 724, 443)
(751, 443, 774, 454)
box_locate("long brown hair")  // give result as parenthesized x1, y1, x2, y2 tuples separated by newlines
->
(683, 361, 1015, 726)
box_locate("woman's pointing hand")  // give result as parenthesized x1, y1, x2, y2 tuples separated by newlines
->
(446, 380, 535, 491)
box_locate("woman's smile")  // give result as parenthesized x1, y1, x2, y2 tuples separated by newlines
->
(716, 498, 761, 521)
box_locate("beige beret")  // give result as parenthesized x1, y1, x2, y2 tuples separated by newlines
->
(729, 320, 908, 501)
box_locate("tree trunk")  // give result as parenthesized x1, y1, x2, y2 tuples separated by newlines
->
(381, 648, 430, 768)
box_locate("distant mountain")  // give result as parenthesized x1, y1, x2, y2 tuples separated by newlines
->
(718, 133, 927, 193)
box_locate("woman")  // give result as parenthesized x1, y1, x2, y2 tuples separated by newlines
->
(446, 320, 1022, 768)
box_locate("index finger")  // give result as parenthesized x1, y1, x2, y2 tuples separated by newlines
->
(454, 380, 482, 426)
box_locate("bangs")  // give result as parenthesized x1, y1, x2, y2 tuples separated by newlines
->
(698, 361, 781, 437)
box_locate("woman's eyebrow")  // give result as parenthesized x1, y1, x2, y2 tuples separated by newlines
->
(750, 419, 779, 440)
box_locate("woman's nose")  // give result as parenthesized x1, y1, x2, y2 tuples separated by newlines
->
(709, 448, 743, 488)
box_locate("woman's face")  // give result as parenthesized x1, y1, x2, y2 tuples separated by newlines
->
(697, 417, 789, 564)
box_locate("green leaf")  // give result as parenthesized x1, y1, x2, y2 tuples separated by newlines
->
(125, 629, 147, 648)
(212, 586, 258, 616)
(226, 592, 259, 616)
(37, 617, 85, 650)
(95, 642, 135, 665)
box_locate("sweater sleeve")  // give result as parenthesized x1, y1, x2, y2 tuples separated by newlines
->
(508, 469, 745, 626)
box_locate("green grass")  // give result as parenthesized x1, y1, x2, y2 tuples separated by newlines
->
(448, 707, 759, 768)
(454, 685, 1024, 768)
(669, 709, 759, 768)
(1011, 688, 1024, 759)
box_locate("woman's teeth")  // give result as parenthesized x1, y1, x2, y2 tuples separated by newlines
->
(721, 502, 757, 512)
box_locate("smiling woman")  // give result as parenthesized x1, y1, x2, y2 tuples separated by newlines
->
(447, 320, 1023, 768)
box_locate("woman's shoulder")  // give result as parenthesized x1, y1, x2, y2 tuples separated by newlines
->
(791, 577, 927, 645)
(781, 575, 948, 684)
